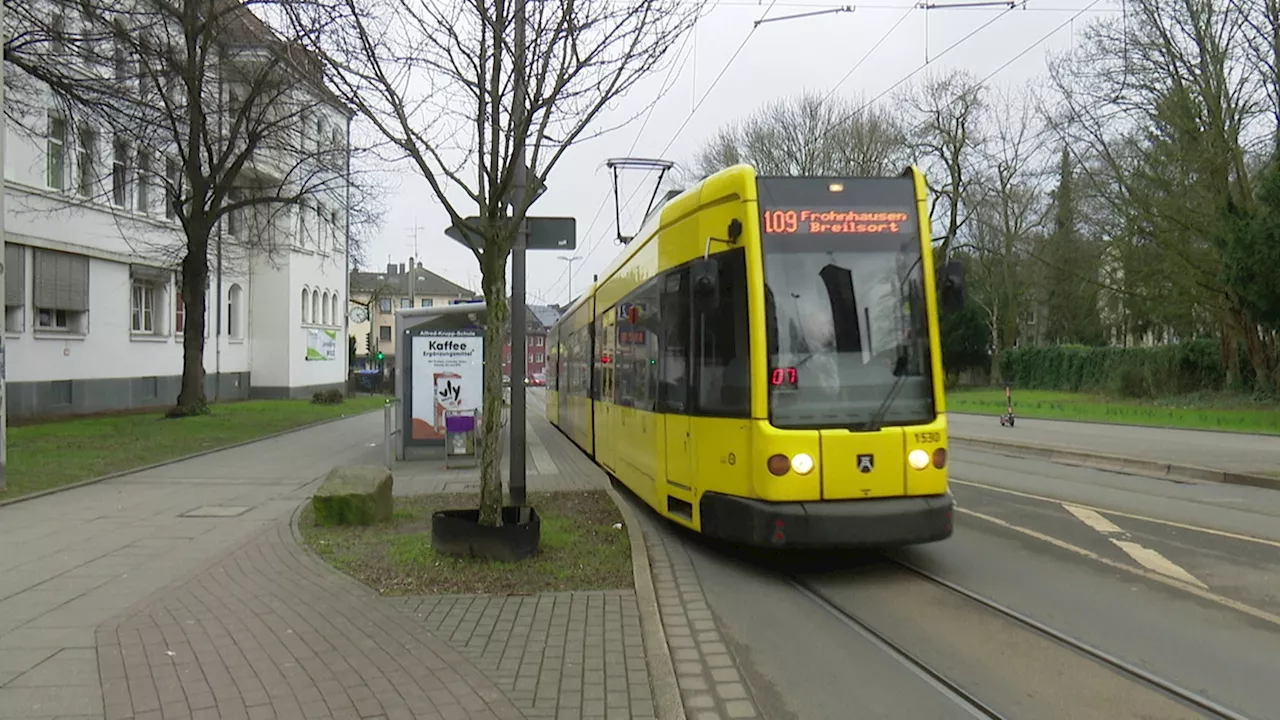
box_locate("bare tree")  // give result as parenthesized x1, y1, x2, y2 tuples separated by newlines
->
(7, 0, 381, 414)
(285, 0, 700, 526)
(692, 90, 909, 178)
(1044, 0, 1276, 388)
(952, 84, 1050, 377)
(897, 68, 988, 260)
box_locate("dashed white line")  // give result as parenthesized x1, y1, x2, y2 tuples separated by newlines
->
(958, 508, 1280, 629)
(1062, 505, 1125, 535)
(1062, 503, 1208, 589)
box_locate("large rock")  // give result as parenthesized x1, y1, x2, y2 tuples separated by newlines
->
(313, 465, 394, 526)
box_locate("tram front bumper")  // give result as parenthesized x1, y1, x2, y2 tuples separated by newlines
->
(698, 492, 954, 548)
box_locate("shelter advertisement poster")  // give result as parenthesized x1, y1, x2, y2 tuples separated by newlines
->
(410, 329, 484, 440)
(306, 329, 338, 361)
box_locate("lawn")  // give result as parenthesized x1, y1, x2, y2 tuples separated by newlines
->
(946, 388, 1280, 435)
(298, 490, 633, 596)
(1, 395, 390, 501)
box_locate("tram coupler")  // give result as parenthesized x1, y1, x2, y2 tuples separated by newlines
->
(998, 384, 1015, 427)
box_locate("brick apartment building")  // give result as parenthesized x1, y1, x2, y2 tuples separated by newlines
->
(503, 304, 561, 383)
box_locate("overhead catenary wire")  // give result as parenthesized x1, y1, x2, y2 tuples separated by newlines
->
(544, 0, 1111, 304)
(544, 0, 781, 302)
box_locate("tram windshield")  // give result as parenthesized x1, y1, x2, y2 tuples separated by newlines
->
(757, 176, 935, 430)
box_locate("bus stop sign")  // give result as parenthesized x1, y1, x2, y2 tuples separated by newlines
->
(445, 216, 577, 252)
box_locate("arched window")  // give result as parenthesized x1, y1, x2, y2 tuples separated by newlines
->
(301, 288, 310, 323)
(311, 288, 319, 323)
(331, 292, 339, 325)
(322, 291, 331, 325)
(228, 283, 244, 339)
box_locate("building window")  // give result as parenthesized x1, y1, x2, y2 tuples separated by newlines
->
(301, 288, 310, 323)
(322, 291, 331, 324)
(226, 191, 240, 236)
(78, 126, 97, 197)
(400, 298, 411, 309)
(175, 290, 186, 334)
(379, 298, 392, 313)
(112, 137, 129, 207)
(113, 33, 129, 85)
(50, 13, 66, 54)
(420, 298, 432, 307)
(227, 283, 244, 339)
(33, 249, 89, 334)
(330, 293, 339, 325)
(311, 291, 319, 323)
(379, 325, 391, 341)
(47, 113, 66, 190)
(131, 282, 155, 333)
(136, 151, 151, 213)
(130, 265, 170, 336)
(6, 245, 27, 333)
(165, 157, 180, 219)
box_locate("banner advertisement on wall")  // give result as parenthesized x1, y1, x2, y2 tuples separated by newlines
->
(410, 329, 484, 440)
(306, 329, 339, 361)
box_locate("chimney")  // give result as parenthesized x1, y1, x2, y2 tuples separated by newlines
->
(386, 262, 396, 274)
(398, 263, 405, 274)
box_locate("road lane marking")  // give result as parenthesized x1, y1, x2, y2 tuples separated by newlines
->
(1061, 503, 1209, 588)
(1111, 539, 1208, 588)
(951, 478, 1280, 549)
(1062, 505, 1125, 535)
(957, 508, 1280, 629)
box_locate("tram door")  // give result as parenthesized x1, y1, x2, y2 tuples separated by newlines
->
(660, 269, 696, 515)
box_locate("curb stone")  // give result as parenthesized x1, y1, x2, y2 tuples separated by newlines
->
(0, 405, 385, 508)
(601, 478, 688, 720)
(951, 435, 1280, 491)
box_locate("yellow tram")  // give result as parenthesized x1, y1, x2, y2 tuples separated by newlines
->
(546, 164, 966, 548)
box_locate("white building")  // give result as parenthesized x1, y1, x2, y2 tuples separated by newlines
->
(2, 0, 353, 419)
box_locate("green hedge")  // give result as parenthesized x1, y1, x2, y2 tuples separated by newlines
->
(997, 341, 1224, 398)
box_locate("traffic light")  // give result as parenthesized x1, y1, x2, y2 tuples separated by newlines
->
(376, 351, 384, 361)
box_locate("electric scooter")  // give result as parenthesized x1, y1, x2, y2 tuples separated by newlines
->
(998, 383, 1015, 427)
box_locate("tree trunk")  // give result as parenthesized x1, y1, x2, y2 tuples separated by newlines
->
(477, 246, 510, 527)
(175, 229, 212, 415)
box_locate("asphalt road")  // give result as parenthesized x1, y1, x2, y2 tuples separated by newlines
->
(645, 443, 1280, 719)
(948, 412, 1280, 476)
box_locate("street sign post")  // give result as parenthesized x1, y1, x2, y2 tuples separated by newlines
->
(442, 172, 577, 509)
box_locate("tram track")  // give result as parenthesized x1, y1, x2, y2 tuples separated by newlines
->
(787, 557, 1255, 720)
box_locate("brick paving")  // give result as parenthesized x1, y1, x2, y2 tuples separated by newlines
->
(521, 394, 764, 720)
(389, 593, 654, 720)
(97, 521, 523, 720)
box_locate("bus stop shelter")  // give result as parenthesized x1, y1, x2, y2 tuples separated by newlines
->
(386, 301, 495, 464)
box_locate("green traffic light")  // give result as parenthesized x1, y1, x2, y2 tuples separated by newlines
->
(376, 352, 384, 360)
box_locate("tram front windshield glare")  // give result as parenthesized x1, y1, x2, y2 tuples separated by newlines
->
(758, 177, 934, 430)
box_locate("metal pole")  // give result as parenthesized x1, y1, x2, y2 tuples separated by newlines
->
(0, 0, 8, 491)
(508, 0, 529, 508)
(383, 400, 393, 469)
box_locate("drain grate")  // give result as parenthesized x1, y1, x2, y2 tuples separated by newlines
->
(180, 505, 252, 518)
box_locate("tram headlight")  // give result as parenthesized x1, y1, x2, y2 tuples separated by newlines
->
(791, 453, 814, 475)
(908, 448, 930, 470)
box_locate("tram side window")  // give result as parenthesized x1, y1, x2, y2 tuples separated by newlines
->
(694, 248, 750, 417)
(615, 278, 660, 412)
(658, 269, 690, 413)
(593, 314, 605, 402)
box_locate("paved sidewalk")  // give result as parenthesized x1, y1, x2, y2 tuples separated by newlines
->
(0, 409, 521, 720)
(517, 393, 765, 720)
(949, 412, 1280, 476)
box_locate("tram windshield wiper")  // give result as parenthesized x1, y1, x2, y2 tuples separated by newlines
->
(862, 349, 910, 432)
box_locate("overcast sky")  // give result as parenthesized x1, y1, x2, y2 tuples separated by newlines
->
(358, 0, 1121, 306)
